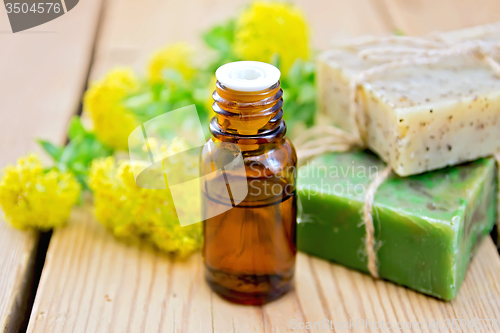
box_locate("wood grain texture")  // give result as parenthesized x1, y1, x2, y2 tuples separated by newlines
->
(22, 0, 500, 332)
(24, 1, 393, 330)
(381, 0, 500, 35)
(27, 206, 500, 333)
(88, 0, 391, 78)
(0, 0, 103, 331)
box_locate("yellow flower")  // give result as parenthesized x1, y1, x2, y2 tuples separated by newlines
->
(0, 154, 80, 231)
(235, 1, 309, 74)
(205, 75, 217, 121)
(83, 68, 139, 151)
(89, 155, 202, 259)
(148, 42, 195, 83)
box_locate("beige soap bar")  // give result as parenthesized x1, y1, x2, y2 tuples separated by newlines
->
(317, 25, 500, 176)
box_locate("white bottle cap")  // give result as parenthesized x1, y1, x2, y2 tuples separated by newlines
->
(215, 61, 281, 92)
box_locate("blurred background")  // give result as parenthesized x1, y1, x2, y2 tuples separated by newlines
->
(0, 0, 497, 168)
(1, 0, 500, 165)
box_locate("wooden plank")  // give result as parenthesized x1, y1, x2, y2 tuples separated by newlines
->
(24, 0, 393, 330)
(27, 205, 500, 333)
(89, 0, 391, 79)
(0, 228, 38, 333)
(381, 0, 500, 35)
(27, 0, 500, 332)
(0, 1, 103, 332)
(310, 239, 500, 333)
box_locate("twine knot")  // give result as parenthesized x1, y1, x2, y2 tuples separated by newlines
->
(296, 24, 500, 279)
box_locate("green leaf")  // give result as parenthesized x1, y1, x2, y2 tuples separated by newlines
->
(393, 28, 406, 36)
(202, 20, 235, 53)
(68, 116, 85, 140)
(303, 60, 316, 74)
(38, 110, 115, 191)
(69, 162, 87, 175)
(73, 135, 112, 165)
(123, 92, 154, 109)
(286, 60, 303, 86)
(74, 174, 90, 192)
(55, 131, 113, 190)
(151, 82, 164, 101)
(163, 69, 184, 85)
(37, 140, 63, 162)
(298, 82, 316, 103)
(59, 139, 79, 166)
(270, 53, 281, 72)
(202, 20, 240, 70)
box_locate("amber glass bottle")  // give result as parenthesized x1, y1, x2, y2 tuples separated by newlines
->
(201, 61, 297, 305)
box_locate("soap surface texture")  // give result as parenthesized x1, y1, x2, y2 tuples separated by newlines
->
(317, 26, 500, 176)
(297, 151, 497, 300)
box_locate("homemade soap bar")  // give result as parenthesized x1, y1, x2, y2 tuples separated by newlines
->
(317, 26, 500, 176)
(297, 151, 497, 300)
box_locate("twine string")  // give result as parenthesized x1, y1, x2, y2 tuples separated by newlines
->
(295, 26, 500, 278)
(362, 165, 392, 278)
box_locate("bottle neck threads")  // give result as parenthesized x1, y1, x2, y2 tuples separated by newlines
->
(210, 80, 285, 144)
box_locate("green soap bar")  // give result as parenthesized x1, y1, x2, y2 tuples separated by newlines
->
(297, 150, 497, 300)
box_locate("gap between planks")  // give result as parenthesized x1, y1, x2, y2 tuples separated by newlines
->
(18, 0, 500, 332)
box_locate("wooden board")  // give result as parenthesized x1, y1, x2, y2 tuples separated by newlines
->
(17, 0, 500, 332)
(381, 0, 500, 35)
(0, 0, 103, 331)
(27, 205, 500, 333)
(88, 0, 391, 79)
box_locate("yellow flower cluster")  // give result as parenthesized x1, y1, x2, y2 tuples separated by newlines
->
(0, 154, 80, 231)
(235, 1, 309, 74)
(83, 68, 139, 151)
(148, 42, 196, 83)
(89, 156, 202, 259)
(205, 75, 217, 121)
